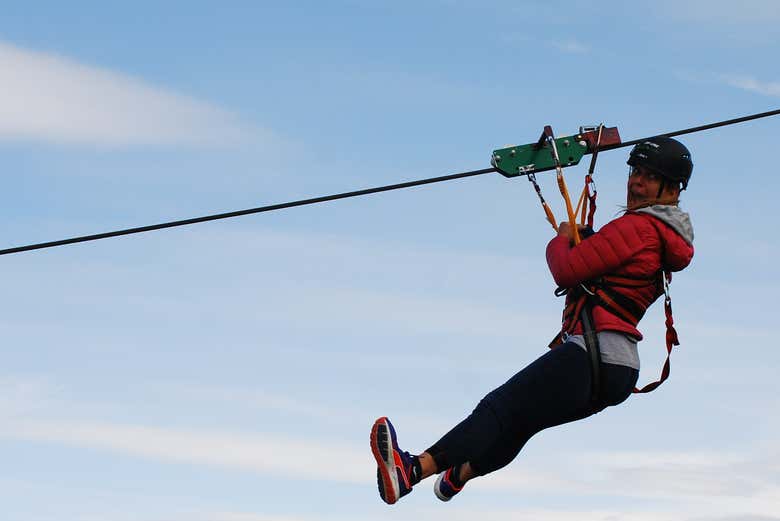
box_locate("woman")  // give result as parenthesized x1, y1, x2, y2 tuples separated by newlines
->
(370, 136, 695, 504)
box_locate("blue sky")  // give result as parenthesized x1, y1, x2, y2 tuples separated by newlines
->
(2, 2, 780, 520)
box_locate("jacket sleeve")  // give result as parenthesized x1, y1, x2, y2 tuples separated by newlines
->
(546, 214, 652, 288)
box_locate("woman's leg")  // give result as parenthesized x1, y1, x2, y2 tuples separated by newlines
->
(467, 359, 638, 477)
(425, 342, 638, 478)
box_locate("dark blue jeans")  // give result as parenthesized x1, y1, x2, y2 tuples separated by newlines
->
(426, 341, 639, 476)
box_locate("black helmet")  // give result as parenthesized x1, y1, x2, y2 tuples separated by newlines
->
(627, 136, 693, 190)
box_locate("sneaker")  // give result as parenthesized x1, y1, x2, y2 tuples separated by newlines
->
(370, 417, 416, 504)
(434, 467, 464, 501)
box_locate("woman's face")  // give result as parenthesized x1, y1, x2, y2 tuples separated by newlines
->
(627, 165, 668, 207)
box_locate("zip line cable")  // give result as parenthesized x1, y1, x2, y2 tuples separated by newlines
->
(600, 107, 780, 151)
(2, 108, 779, 257)
(0, 168, 496, 256)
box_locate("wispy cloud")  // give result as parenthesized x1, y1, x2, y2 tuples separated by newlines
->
(3, 377, 779, 521)
(551, 40, 590, 54)
(675, 70, 780, 99)
(5, 409, 778, 508)
(175, 514, 314, 521)
(720, 75, 780, 98)
(421, 507, 780, 521)
(0, 41, 258, 146)
(1, 418, 369, 484)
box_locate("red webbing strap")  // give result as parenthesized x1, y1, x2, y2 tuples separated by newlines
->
(592, 287, 643, 324)
(585, 174, 597, 228)
(634, 274, 679, 393)
(583, 123, 601, 228)
(574, 175, 597, 228)
(601, 274, 660, 288)
(549, 291, 587, 349)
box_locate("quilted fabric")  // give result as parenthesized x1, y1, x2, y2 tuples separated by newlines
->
(546, 211, 694, 340)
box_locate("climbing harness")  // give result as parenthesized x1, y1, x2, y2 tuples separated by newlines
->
(556, 271, 675, 394)
(526, 123, 610, 403)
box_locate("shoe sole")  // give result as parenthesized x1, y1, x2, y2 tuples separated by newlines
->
(433, 472, 452, 502)
(371, 417, 399, 504)
(433, 472, 452, 501)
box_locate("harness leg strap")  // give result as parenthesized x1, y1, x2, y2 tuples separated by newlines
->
(579, 300, 602, 406)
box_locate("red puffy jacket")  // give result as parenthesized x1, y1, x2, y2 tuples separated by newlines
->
(546, 210, 694, 340)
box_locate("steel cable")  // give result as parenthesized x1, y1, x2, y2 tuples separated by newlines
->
(0, 168, 496, 256)
(2, 107, 779, 257)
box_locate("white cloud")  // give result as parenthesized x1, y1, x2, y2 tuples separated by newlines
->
(4, 409, 778, 509)
(173, 514, 313, 521)
(421, 507, 780, 521)
(720, 75, 780, 98)
(675, 70, 780, 99)
(2, 375, 779, 521)
(0, 41, 258, 146)
(1, 418, 369, 484)
(551, 40, 590, 54)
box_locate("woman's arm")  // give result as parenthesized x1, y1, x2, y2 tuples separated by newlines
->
(546, 214, 653, 288)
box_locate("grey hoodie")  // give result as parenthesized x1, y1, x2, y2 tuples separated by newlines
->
(635, 205, 694, 246)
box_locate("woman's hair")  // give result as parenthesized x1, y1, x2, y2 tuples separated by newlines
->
(625, 194, 680, 212)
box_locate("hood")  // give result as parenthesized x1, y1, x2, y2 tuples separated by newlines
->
(635, 205, 694, 245)
(634, 205, 694, 271)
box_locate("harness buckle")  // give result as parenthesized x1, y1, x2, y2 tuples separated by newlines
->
(663, 271, 672, 305)
(586, 175, 597, 198)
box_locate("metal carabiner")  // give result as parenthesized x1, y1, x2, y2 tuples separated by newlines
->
(662, 271, 672, 305)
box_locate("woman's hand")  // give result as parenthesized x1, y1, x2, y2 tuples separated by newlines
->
(557, 222, 589, 239)
(557, 221, 576, 237)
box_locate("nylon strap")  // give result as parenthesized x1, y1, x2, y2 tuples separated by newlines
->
(542, 126, 581, 244)
(557, 271, 678, 394)
(634, 272, 679, 393)
(579, 298, 602, 406)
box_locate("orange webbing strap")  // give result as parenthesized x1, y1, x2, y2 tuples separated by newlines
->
(543, 203, 558, 231)
(634, 272, 679, 393)
(543, 126, 580, 244)
(573, 177, 598, 229)
(527, 172, 558, 232)
(575, 185, 588, 225)
(556, 169, 581, 244)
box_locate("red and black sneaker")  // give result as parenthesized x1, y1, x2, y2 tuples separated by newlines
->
(433, 466, 464, 501)
(370, 417, 416, 504)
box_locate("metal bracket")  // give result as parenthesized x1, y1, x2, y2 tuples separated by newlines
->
(492, 125, 621, 178)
